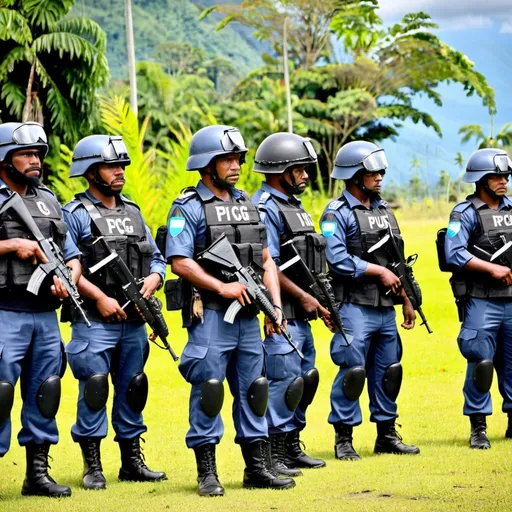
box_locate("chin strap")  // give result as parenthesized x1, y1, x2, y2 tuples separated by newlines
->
(280, 169, 302, 196)
(92, 168, 119, 197)
(6, 162, 40, 187)
(208, 167, 233, 190)
(352, 172, 377, 198)
(480, 177, 500, 199)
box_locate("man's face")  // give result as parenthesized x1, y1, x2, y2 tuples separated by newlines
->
(97, 163, 126, 193)
(214, 153, 241, 186)
(11, 149, 42, 180)
(282, 165, 309, 195)
(362, 170, 385, 194)
(486, 173, 509, 196)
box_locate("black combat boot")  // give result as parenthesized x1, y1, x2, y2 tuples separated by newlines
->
(269, 433, 302, 477)
(284, 429, 326, 468)
(374, 420, 420, 455)
(193, 444, 224, 497)
(333, 422, 360, 460)
(79, 438, 106, 490)
(241, 440, 295, 489)
(469, 415, 491, 449)
(118, 437, 167, 482)
(505, 412, 512, 439)
(21, 443, 72, 497)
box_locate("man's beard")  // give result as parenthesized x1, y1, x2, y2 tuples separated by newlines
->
(8, 165, 41, 187)
(93, 172, 125, 197)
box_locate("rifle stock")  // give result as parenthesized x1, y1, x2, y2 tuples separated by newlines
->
(0, 192, 90, 327)
(198, 234, 304, 359)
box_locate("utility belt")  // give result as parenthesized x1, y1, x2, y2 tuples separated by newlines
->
(164, 277, 258, 327)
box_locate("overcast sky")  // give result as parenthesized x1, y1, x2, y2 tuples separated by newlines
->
(377, 0, 512, 32)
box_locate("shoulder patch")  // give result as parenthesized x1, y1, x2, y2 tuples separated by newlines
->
(321, 213, 337, 238)
(447, 220, 461, 238)
(258, 191, 271, 206)
(168, 207, 186, 237)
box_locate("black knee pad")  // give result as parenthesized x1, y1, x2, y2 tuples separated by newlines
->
(0, 381, 15, 426)
(473, 360, 493, 393)
(285, 377, 304, 412)
(299, 367, 320, 409)
(248, 376, 269, 417)
(383, 362, 403, 401)
(36, 376, 61, 419)
(200, 379, 224, 417)
(84, 373, 109, 412)
(343, 366, 366, 401)
(127, 373, 149, 413)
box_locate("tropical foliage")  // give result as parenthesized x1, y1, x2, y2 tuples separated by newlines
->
(0, 0, 109, 143)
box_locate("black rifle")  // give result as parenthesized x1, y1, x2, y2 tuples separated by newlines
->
(88, 236, 178, 362)
(375, 226, 433, 334)
(197, 234, 304, 359)
(280, 239, 350, 345)
(0, 192, 90, 327)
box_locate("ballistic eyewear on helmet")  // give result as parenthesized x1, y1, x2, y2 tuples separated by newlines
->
(8, 123, 47, 146)
(220, 129, 247, 152)
(494, 154, 512, 173)
(72, 137, 130, 162)
(362, 149, 388, 172)
(255, 139, 317, 166)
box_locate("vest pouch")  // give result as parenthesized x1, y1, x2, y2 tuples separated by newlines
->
(49, 220, 68, 251)
(209, 225, 236, 245)
(128, 241, 153, 279)
(306, 233, 326, 275)
(11, 244, 37, 286)
(165, 278, 184, 311)
(450, 274, 467, 299)
(155, 225, 168, 256)
(237, 224, 265, 245)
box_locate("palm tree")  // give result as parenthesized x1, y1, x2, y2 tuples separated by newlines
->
(0, 0, 109, 143)
(459, 122, 512, 149)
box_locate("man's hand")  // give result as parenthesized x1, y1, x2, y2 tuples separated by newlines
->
(264, 307, 285, 337)
(298, 294, 322, 318)
(219, 282, 251, 306)
(319, 306, 336, 332)
(140, 272, 162, 299)
(489, 264, 512, 286)
(378, 267, 402, 295)
(96, 295, 127, 322)
(50, 276, 69, 300)
(401, 298, 416, 330)
(14, 239, 47, 265)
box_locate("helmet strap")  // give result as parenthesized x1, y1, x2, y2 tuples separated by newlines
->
(352, 170, 376, 197)
(209, 161, 233, 190)
(6, 161, 41, 187)
(280, 168, 303, 196)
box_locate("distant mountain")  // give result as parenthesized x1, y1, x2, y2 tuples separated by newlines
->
(73, 0, 264, 80)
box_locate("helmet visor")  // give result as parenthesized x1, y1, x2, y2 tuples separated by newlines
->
(12, 123, 47, 145)
(363, 149, 388, 172)
(303, 139, 317, 160)
(101, 137, 130, 161)
(221, 129, 247, 152)
(494, 154, 512, 173)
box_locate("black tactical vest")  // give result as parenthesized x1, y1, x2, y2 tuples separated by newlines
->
(331, 198, 402, 307)
(75, 194, 153, 314)
(467, 195, 512, 298)
(191, 189, 267, 310)
(0, 187, 67, 294)
(261, 193, 326, 320)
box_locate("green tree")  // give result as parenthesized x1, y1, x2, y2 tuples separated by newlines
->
(0, 0, 109, 143)
(459, 122, 512, 149)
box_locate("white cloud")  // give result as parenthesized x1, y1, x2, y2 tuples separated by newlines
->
(377, 0, 512, 32)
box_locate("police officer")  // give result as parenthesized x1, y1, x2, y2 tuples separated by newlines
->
(0, 122, 81, 497)
(63, 135, 167, 489)
(320, 140, 420, 460)
(252, 132, 331, 475)
(444, 148, 512, 449)
(165, 125, 295, 496)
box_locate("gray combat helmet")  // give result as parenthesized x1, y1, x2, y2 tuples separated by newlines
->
(463, 148, 512, 183)
(70, 135, 131, 177)
(0, 122, 48, 163)
(331, 140, 388, 180)
(186, 125, 248, 171)
(253, 132, 317, 174)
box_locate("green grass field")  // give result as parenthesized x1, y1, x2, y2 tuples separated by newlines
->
(1, 213, 511, 511)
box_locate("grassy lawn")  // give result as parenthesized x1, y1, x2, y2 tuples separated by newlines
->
(1, 213, 511, 511)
